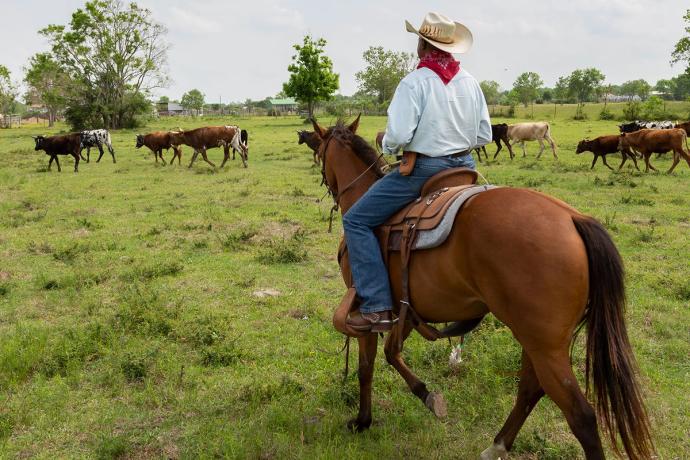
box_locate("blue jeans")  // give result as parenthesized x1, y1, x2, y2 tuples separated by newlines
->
(342, 154, 476, 313)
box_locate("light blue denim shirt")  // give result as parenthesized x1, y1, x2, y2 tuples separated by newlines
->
(382, 67, 492, 157)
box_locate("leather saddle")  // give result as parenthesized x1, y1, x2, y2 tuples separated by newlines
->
(334, 167, 497, 338)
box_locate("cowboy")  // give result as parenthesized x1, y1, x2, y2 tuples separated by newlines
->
(345, 12, 492, 332)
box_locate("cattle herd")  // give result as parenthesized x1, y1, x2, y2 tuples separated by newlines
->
(31, 118, 690, 174)
(577, 120, 690, 173)
(33, 125, 249, 171)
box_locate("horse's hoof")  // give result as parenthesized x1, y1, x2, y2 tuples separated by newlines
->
(480, 442, 507, 460)
(346, 418, 371, 432)
(425, 392, 447, 418)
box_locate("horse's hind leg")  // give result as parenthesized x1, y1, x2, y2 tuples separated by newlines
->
(530, 349, 605, 459)
(349, 333, 378, 432)
(481, 350, 544, 459)
(384, 323, 447, 418)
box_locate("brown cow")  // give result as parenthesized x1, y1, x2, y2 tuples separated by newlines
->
(170, 126, 248, 169)
(619, 128, 690, 173)
(33, 133, 82, 172)
(297, 130, 322, 165)
(136, 131, 183, 165)
(576, 135, 639, 171)
(676, 121, 690, 135)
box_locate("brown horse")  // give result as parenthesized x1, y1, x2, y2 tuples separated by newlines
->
(313, 117, 653, 460)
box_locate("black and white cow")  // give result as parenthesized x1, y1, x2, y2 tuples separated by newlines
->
(618, 120, 676, 133)
(80, 129, 116, 163)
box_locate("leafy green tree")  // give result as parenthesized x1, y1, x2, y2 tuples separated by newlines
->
(567, 68, 605, 104)
(0, 65, 18, 117)
(512, 72, 543, 108)
(23, 53, 69, 127)
(670, 72, 690, 100)
(283, 35, 339, 120)
(181, 89, 205, 116)
(620, 79, 651, 100)
(671, 9, 690, 72)
(480, 80, 501, 111)
(40, 0, 169, 129)
(158, 95, 170, 103)
(355, 46, 415, 104)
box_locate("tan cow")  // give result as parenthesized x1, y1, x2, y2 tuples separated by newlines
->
(619, 128, 690, 173)
(170, 126, 248, 168)
(507, 122, 558, 159)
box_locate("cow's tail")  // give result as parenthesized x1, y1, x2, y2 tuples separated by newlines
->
(572, 215, 654, 460)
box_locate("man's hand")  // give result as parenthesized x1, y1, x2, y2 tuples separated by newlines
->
(375, 131, 385, 150)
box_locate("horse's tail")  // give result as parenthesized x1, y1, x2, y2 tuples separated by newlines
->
(572, 215, 654, 460)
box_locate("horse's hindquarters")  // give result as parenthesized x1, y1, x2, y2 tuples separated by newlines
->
(395, 188, 589, 336)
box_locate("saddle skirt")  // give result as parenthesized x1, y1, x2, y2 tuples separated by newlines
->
(377, 168, 497, 251)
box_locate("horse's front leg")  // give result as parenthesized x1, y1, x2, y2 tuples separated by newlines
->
(384, 322, 447, 418)
(348, 333, 378, 432)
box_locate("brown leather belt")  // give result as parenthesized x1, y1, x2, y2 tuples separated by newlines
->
(399, 150, 471, 160)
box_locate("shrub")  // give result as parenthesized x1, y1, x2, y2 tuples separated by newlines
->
(599, 108, 615, 120)
(623, 100, 642, 120)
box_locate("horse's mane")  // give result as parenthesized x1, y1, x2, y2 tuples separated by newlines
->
(325, 120, 385, 178)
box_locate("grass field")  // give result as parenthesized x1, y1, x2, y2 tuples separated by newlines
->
(0, 106, 688, 459)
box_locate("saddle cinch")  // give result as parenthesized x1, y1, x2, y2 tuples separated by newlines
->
(334, 168, 498, 339)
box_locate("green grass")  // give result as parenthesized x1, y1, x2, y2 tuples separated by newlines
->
(0, 108, 688, 459)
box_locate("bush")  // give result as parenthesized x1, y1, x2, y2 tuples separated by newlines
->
(623, 100, 642, 120)
(599, 108, 615, 120)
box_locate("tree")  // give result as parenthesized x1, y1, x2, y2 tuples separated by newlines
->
(158, 95, 170, 104)
(181, 89, 205, 116)
(671, 72, 690, 100)
(23, 53, 69, 127)
(40, 0, 169, 129)
(671, 9, 690, 72)
(512, 72, 543, 108)
(283, 35, 339, 120)
(620, 79, 651, 100)
(567, 68, 605, 104)
(480, 80, 501, 112)
(355, 46, 415, 105)
(0, 65, 18, 117)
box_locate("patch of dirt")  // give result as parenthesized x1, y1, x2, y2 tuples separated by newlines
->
(0, 271, 10, 280)
(74, 228, 90, 237)
(252, 288, 281, 298)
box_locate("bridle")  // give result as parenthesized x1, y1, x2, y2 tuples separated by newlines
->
(318, 133, 385, 232)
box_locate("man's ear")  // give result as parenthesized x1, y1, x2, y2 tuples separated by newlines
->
(312, 118, 326, 139)
(348, 113, 361, 133)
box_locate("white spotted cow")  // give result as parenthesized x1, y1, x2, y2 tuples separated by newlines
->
(80, 129, 116, 163)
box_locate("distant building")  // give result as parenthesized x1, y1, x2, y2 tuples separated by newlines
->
(157, 102, 195, 116)
(268, 97, 298, 115)
(601, 94, 642, 103)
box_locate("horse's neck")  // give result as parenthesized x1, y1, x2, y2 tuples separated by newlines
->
(335, 167, 377, 215)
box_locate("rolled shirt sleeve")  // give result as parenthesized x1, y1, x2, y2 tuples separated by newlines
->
(382, 80, 421, 155)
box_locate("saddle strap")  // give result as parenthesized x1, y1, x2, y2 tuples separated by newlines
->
(397, 208, 444, 349)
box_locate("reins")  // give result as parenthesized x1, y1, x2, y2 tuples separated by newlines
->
(319, 134, 385, 233)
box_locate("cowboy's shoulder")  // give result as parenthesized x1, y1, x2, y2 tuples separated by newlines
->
(400, 68, 438, 87)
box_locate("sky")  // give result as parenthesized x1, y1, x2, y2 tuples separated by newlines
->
(1, 0, 688, 102)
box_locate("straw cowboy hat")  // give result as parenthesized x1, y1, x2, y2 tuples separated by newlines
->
(405, 12, 473, 54)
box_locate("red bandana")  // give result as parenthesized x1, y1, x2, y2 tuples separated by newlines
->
(417, 50, 460, 85)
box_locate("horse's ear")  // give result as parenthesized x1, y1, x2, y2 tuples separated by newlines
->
(348, 113, 362, 133)
(312, 118, 326, 139)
